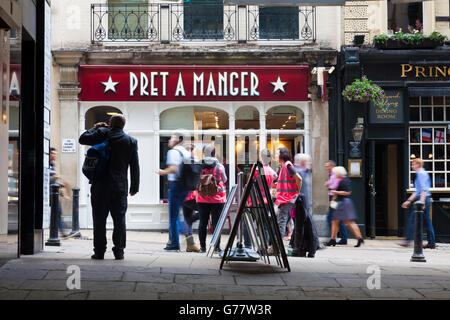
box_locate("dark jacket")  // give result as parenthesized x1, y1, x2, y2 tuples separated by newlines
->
(79, 126, 140, 194)
(292, 194, 320, 254)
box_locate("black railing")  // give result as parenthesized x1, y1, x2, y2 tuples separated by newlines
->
(91, 3, 160, 42)
(91, 3, 316, 43)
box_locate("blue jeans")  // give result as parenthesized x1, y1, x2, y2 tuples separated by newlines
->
(168, 182, 188, 248)
(406, 197, 435, 245)
(326, 207, 348, 241)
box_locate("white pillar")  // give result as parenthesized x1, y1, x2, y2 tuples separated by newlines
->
(304, 101, 312, 156)
(259, 107, 266, 154)
(228, 113, 236, 187)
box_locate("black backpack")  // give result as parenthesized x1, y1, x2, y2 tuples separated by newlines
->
(177, 150, 201, 191)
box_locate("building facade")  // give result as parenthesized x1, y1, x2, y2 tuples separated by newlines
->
(1, 0, 50, 258)
(332, 0, 450, 240)
(50, 0, 343, 232)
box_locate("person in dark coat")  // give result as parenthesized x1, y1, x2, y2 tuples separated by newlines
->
(79, 114, 140, 260)
(325, 166, 364, 248)
(291, 193, 319, 257)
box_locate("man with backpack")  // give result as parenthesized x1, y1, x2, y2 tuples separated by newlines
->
(157, 132, 193, 251)
(79, 114, 140, 260)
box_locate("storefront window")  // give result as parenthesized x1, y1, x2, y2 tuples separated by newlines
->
(85, 106, 122, 130)
(159, 106, 229, 200)
(235, 106, 259, 129)
(409, 126, 449, 189)
(409, 96, 449, 122)
(266, 106, 304, 130)
(160, 106, 228, 130)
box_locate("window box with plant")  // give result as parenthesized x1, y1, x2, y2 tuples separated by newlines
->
(342, 76, 385, 107)
(373, 31, 447, 49)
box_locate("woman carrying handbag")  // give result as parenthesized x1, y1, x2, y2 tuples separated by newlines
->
(325, 166, 364, 248)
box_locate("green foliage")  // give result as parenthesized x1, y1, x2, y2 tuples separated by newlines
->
(429, 31, 448, 44)
(373, 31, 447, 47)
(342, 76, 385, 107)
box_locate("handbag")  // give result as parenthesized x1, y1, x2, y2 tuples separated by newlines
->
(330, 200, 339, 210)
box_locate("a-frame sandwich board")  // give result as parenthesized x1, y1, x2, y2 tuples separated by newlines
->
(219, 161, 290, 271)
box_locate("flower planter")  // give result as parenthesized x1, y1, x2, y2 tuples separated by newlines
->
(374, 38, 442, 50)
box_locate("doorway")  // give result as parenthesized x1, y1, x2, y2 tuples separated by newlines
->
(373, 143, 400, 236)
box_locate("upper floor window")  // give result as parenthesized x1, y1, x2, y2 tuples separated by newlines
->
(108, 0, 149, 40)
(259, 6, 299, 40)
(388, 0, 423, 34)
(183, 0, 224, 40)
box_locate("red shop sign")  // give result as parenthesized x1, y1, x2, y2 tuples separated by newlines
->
(78, 65, 309, 101)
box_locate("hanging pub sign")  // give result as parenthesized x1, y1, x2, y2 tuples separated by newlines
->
(78, 65, 309, 101)
(369, 90, 404, 124)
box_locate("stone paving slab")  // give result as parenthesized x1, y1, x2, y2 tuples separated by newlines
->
(25, 290, 89, 300)
(175, 274, 236, 285)
(123, 272, 174, 283)
(1, 231, 450, 300)
(193, 284, 251, 296)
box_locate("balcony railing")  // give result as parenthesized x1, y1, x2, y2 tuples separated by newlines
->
(91, 3, 316, 44)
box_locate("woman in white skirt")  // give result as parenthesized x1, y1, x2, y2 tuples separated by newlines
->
(325, 166, 364, 247)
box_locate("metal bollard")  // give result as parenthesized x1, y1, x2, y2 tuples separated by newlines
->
(46, 184, 61, 246)
(68, 187, 81, 238)
(410, 201, 426, 262)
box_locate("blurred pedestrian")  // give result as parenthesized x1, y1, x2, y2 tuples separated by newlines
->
(79, 114, 140, 260)
(157, 132, 191, 251)
(275, 148, 302, 239)
(289, 153, 320, 257)
(400, 158, 436, 249)
(325, 166, 364, 247)
(49, 147, 69, 238)
(324, 160, 348, 245)
(197, 144, 228, 253)
(181, 144, 201, 252)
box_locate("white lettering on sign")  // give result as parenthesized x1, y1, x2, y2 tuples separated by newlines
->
(10, 72, 20, 96)
(130, 72, 138, 96)
(62, 139, 76, 153)
(175, 72, 186, 97)
(125, 71, 261, 98)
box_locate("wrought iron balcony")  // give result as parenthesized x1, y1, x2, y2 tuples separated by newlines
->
(91, 3, 316, 44)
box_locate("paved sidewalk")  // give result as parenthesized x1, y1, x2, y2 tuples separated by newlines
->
(0, 230, 449, 300)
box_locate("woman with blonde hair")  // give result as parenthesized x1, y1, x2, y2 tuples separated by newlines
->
(325, 166, 364, 247)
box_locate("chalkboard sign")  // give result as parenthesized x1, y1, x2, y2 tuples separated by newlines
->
(369, 90, 404, 124)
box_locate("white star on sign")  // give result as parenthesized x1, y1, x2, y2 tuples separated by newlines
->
(270, 76, 288, 93)
(101, 75, 119, 93)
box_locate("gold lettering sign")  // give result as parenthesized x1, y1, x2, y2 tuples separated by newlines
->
(369, 90, 403, 124)
(401, 64, 450, 78)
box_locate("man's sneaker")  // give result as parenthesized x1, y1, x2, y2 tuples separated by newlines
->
(214, 247, 222, 253)
(337, 239, 347, 245)
(200, 247, 207, 253)
(164, 246, 180, 252)
(423, 244, 436, 249)
(187, 244, 201, 253)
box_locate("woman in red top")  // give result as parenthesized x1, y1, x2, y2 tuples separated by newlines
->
(275, 148, 303, 239)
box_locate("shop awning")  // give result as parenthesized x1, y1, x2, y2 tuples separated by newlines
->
(223, 0, 346, 5)
(409, 87, 450, 97)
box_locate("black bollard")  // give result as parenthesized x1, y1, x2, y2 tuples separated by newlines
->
(46, 184, 61, 246)
(410, 201, 426, 262)
(68, 187, 81, 238)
